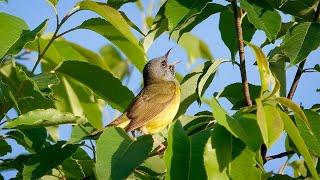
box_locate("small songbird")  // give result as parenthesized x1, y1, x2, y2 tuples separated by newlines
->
(91, 49, 180, 137)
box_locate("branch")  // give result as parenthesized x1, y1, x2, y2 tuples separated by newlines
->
(286, 1, 320, 100)
(231, 0, 252, 106)
(265, 150, 295, 162)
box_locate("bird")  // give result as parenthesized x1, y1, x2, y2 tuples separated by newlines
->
(90, 49, 180, 138)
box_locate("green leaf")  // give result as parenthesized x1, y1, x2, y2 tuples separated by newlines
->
(43, 62, 103, 129)
(281, 22, 320, 67)
(277, 0, 319, 22)
(6, 128, 46, 153)
(219, 7, 256, 59)
(4, 109, 87, 129)
(164, 121, 211, 179)
(239, 0, 281, 41)
(173, 32, 213, 65)
(175, 61, 216, 118)
(0, 154, 31, 172)
(165, 0, 211, 34)
(95, 127, 153, 180)
(197, 59, 227, 98)
(22, 142, 79, 180)
(46, 0, 58, 6)
(53, 60, 134, 112)
(204, 124, 261, 179)
(314, 64, 320, 72)
(295, 110, 320, 156)
(177, 3, 227, 38)
(289, 160, 308, 177)
(256, 100, 284, 148)
(61, 147, 94, 179)
(276, 97, 310, 127)
(68, 125, 94, 144)
(31, 73, 59, 97)
(206, 97, 263, 151)
(0, 13, 28, 60)
(0, 77, 20, 114)
(107, 0, 137, 9)
(0, 139, 12, 156)
(278, 109, 319, 180)
(77, 1, 146, 72)
(261, 22, 295, 48)
(218, 83, 261, 110)
(245, 42, 271, 96)
(143, 2, 168, 51)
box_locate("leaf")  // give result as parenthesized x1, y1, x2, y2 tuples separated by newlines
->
(53, 60, 135, 112)
(68, 125, 94, 144)
(314, 64, 320, 72)
(107, 0, 137, 9)
(43, 62, 103, 129)
(177, 3, 227, 38)
(295, 110, 320, 156)
(173, 32, 213, 65)
(197, 59, 227, 97)
(278, 110, 319, 180)
(22, 142, 79, 180)
(206, 97, 263, 151)
(175, 61, 216, 118)
(77, 1, 146, 72)
(0, 77, 20, 114)
(245, 42, 271, 96)
(0, 13, 28, 60)
(204, 124, 261, 179)
(95, 127, 153, 180)
(276, 97, 310, 127)
(281, 22, 320, 67)
(6, 128, 46, 153)
(239, 0, 281, 41)
(4, 109, 87, 129)
(260, 22, 295, 48)
(164, 0, 211, 34)
(31, 73, 59, 97)
(61, 147, 94, 179)
(143, 2, 168, 51)
(256, 100, 284, 148)
(0, 139, 12, 156)
(289, 160, 307, 177)
(164, 121, 211, 179)
(219, 7, 256, 59)
(277, 0, 319, 22)
(218, 83, 261, 109)
(47, 0, 58, 7)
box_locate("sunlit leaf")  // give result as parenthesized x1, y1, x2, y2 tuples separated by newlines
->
(278, 110, 319, 180)
(204, 124, 261, 179)
(281, 22, 320, 67)
(239, 0, 281, 41)
(77, 1, 146, 72)
(95, 127, 153, 179)
(4, 109, 87, 129)
(53, 60, 135, 112)
(164, 121, 211, 179)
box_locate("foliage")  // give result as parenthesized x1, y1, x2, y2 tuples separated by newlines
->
(0, 0, 320, 179)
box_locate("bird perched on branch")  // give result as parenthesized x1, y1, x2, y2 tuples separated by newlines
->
(90, 49, 181, 138)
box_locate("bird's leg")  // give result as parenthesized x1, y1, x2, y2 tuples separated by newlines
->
(131, 131, 137, 140)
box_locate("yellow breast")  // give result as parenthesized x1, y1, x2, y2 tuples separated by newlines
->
(141, 82, 180, 134)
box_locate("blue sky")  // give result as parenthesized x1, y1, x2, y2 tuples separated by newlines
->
(1, 0, 320, 178)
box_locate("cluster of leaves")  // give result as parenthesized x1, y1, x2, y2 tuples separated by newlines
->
(0, 0, 320, 179)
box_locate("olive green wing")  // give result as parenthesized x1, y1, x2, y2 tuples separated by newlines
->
(125, 82, 177, 132)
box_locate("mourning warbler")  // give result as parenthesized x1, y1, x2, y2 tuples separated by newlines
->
(91, 49, 180, 136)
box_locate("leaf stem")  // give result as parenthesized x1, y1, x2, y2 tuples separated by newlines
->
(286, 1, 320, 100)
(231, 0, 252, 106)
(31, 8, 79, 73)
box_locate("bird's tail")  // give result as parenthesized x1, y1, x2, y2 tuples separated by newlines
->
(88, 113, 130, 137)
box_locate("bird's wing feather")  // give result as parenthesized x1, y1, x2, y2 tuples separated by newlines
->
(126, 82, 177, 132)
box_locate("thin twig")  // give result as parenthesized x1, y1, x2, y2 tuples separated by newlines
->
(55, 27, 80, 39)
(89, 139, 96, 163)
(287, 1, 320, 100)
(231, 0, 252, 106)
(266, 150, 295, 162)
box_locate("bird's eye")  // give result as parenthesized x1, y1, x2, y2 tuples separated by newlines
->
(161, 61, 167, 68)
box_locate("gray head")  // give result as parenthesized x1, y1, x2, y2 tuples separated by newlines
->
(143, 49, 180, 86)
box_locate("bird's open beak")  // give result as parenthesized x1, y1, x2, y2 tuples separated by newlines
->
(164, 48, 172, 59)
(170, 60, 181, 66)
